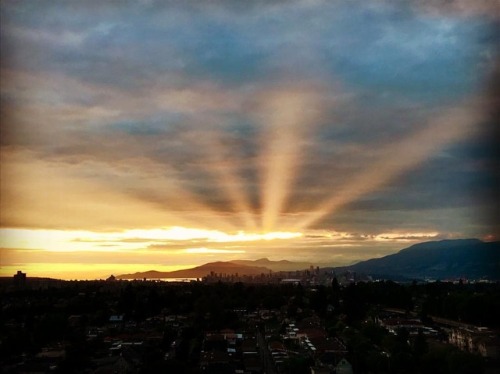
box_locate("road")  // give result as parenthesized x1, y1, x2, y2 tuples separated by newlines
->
(257, 330, 277, 374)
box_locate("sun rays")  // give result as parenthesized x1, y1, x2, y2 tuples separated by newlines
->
(1, 0, 497, 282)
(0, 82, 483, 243)
(123, 88, 482, 237)
(292, 103, 482, 230)
(257, 85, 324, 232)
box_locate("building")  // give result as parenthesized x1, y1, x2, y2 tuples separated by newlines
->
(336, 358, 353, 374)
(13, 271, 26, 287)
(448, 327, 500, 359)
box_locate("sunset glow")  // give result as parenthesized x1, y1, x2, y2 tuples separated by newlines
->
(0, 227, 303, 248)
(0, 0, 498, 280)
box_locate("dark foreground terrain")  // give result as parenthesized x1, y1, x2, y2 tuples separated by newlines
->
(1, 276, 499, 374)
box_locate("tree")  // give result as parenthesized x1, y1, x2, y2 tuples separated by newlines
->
(412, 330, 428, 359)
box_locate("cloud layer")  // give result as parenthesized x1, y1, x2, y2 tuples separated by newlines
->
(0, 0, 498, 276)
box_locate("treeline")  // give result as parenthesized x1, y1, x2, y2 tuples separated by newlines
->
(1, 279, 499, 373)
(2, 280, 499, 330)
(418, 281, 500, 327)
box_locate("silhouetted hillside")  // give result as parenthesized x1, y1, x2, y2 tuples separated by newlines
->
(339, 239, 499, 280)
(230, 258, 312, 272)
(116, 261, 271, 279)
(117, 239, 499, 280)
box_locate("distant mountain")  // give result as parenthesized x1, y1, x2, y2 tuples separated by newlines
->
(116, 239, 499, 281)
(337, 239, 500, 280)
(230, 258, 313, 272)
(116, 261, 271, 279)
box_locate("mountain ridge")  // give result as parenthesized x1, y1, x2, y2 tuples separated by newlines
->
(116, 261, 273, 279)
(230, 258, 313, 272)
(115, 239, 500, 280)
(337, 239, 499, 280)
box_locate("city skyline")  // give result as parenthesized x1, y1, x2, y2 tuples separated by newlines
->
(1, 0, 498, 280)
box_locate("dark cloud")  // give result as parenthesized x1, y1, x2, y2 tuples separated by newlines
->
(1, 0, 498, 241)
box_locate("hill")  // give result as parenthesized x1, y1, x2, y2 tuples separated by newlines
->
(230, 258, 313, 272)
(338, 239, 500, 280)
(116, 239, 499, 281)
(116, 261, 271, 279)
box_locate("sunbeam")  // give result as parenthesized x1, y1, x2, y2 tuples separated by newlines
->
(293, 103, 483, 230)
(258, 85, 324, 232)
(1, 0, 497, 283)
(196, 130, 259, 231)
(0, 147, 238, 232)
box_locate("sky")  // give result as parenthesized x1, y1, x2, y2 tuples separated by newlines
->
(1, 0, 499, 280)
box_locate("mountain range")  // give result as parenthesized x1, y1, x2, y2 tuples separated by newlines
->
(338, 238, 499, 280)
(230, 258, 313, 272)
(116, 239, 500, 280)
(116, 261, 272, 279)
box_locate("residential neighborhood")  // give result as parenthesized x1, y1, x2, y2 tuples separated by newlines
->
(1, 274, 499, 373)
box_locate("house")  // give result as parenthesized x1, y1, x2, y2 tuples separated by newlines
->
(310, 366, 330, 374)
(109, 315, 124, 323)
(242, 338, 258, 354)
(243, 356, 262, 374)
(336, 358, 353, 374)
(108, 314, 125, 330)
(449, 327, 500, 359)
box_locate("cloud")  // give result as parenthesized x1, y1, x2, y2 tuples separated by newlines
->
(413, 0, 500, 19)
(1, 0, 498, 274)
(374, 232, 440, 241)
(0, 247, 194, 267)
(254, 83, 333, 230)
(0, 148, 215, 231)
(184, 247, 246, 254)
(293, 102, 485, 229)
